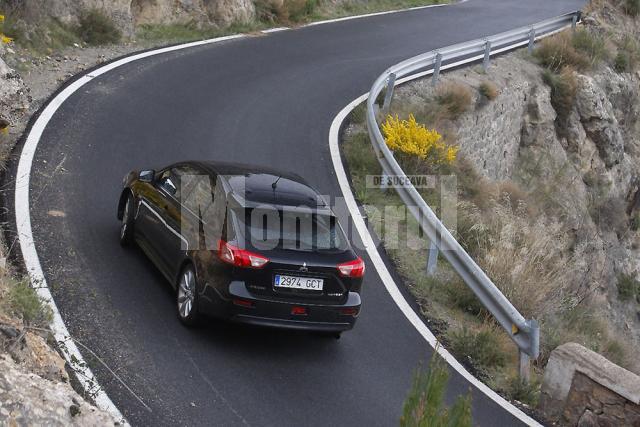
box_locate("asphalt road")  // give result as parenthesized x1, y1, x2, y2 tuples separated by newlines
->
(17, 0, 583, 425)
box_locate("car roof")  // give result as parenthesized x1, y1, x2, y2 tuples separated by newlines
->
(170, 161, 327, 209)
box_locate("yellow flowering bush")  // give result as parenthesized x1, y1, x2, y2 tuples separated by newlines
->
(0, 14, 13, 44)
(382, 114, 458, 166)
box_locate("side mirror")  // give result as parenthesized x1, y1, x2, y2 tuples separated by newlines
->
(139, 169, 155, 183)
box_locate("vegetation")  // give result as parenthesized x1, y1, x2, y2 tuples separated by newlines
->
(623, 0, 640, 16)
(401, 351, 472, 427)
(435, 83, 473, 120)
(534, 29, 608, 72)
(448, 326, 507, 373)
(382, 114, 457, 166)
(542, 67, 577, 129)
(0, 14, 80, 54)
(137, 21, 260, 43)
(8, 279, 52, 326)
(77, 9, 121, 45)
(502, 376, 540, 406)
(0, 13, 13, 44)
(614, 36, 640, 73)
(349, 103, 367, 125)
(477, 81, 498, 102)
(617, 273, 640, 302)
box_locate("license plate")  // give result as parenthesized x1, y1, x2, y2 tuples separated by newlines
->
(274, 275, 324, 291)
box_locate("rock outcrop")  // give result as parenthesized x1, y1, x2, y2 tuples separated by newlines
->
(0, 355, 117, 426)
(0, 45, 30, 135)
(3, 0, 257, 36)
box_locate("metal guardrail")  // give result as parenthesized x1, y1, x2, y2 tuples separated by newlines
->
(365, 11, 581, 379)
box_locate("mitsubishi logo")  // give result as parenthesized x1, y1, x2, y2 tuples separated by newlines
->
(299, 262, 308, 272)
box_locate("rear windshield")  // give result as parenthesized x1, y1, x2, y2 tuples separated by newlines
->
(236, 208, 348, 252)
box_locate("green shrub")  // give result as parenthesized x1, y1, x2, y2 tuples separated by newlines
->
(503, 376, 540, 406)
(572, 28, 609, 66)
(602, 339, 628, 367)
(631, 212, 640, 231)
(1, 15, 80, 53)
(9, 280, 52, 326)
(446, 278, 485, 317)
(349, 103, 367, 125)
(436, 83, 473, 120)
(449, 326, 507, 371)
(255, 0, 317, 23)
(286, 0, 318, 22)
(342, 131, 382, 180)
(615, 52, 630, 72)
(623, 0, 640, 16)
(617, 273, 640, 302)
(614, 36, 640, 73)
(542, 67, 577, 127)
(77, 9, 121, 45)
(401, 352, 472, 427)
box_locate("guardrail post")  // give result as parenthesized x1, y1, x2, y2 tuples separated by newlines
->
(431, 52, 442, 86)
(426, 239, 438, 275)
(518, 319, 539, 383)
(382, 73, 396, 115)
(482, 40, 491, 72)
(527, 28, 536, 53)
(572, 14, 578, 31)
(519, 351, 530, 382)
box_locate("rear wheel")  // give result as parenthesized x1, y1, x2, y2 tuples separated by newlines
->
(120, 193, 135, 247)
(177, 264, 199, 326)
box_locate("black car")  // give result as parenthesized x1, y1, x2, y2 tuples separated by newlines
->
(117, 161, 364, 336)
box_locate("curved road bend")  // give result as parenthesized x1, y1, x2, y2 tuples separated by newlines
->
(19, 0, 583, 425)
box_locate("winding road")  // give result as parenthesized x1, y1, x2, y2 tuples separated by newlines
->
(13, 0, 583, 425)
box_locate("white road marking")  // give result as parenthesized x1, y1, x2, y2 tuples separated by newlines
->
(261, 27, 290, 33)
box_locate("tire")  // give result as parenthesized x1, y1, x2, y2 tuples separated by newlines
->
(119, 193, 135, 247)
(177, 264, 199, 326)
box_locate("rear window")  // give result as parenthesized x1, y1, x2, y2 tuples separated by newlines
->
(236, 208, 348, 252)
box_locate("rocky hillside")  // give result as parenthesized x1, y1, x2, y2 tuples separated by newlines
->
(1, 0, 256, 35)
(380, 1, 640, 373)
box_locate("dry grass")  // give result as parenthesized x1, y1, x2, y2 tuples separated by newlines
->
(462, 193, 586, 321)
(478, 81, 498, 101)
(535, 32, 589, 72)
(435, 82, 473, 120)
(534, 29, 610, 72)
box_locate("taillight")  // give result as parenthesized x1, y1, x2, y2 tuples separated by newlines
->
(217, 240, 269, 269)
(337, 257, 365, 278)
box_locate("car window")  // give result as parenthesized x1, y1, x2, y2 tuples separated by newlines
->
(158, 170, 179, 198)
(158, 166, 202, 200)
(238, 208, 348, 252)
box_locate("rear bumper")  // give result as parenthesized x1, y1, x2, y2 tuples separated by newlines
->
(202, 281, 361, 332)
